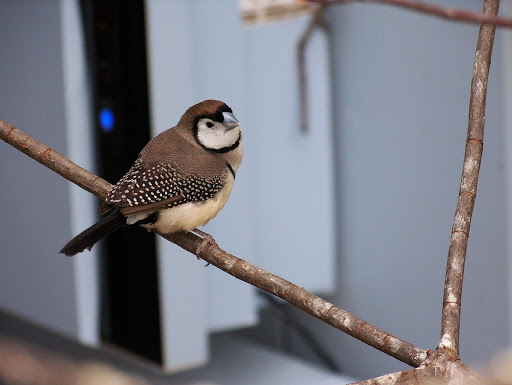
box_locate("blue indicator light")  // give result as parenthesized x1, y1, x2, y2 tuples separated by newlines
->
(99, 108, 114, 132)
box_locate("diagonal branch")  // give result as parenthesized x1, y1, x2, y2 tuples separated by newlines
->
(0, 118, 427, 368)
(439, 0, 499, 354)
(0, 123, 111, 198)
(308, 0, 512, 28)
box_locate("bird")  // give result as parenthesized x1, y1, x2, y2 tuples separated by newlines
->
(60, 99, 243, 257)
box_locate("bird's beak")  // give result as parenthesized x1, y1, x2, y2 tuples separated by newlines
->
(222, 112, 240, 131)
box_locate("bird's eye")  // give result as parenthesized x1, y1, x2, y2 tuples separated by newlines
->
(206, 121, 214, 128)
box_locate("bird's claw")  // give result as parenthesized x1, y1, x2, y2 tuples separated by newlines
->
(194, 230, 218, 266)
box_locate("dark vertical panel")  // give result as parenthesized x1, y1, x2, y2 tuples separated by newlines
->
(80, 0, 162, 364)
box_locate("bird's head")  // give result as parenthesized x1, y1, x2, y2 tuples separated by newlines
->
(180, 100, 241, 153)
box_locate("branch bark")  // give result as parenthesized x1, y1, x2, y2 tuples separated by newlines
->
(308, 0, 512, 28)
(349, 349, 486, 385)
(439, 0, 499, 354)
(0, 118, 427, 368)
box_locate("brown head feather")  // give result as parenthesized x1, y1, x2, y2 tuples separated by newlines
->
(177, 99, 231, 128)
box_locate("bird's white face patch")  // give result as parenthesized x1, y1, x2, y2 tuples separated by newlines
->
(197, 118, 241, 150)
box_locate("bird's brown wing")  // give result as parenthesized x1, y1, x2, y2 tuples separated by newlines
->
(119, 195, 185, 216)
(99, 195, 186, 216)
(99, 156, 227, 217)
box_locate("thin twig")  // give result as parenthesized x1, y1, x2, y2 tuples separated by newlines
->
(439, 0, 499, 354)
(0, 118, 427, 368)
(308, 0, 512, 28)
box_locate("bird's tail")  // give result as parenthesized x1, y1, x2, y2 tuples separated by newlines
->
(60, 209, 126, 256)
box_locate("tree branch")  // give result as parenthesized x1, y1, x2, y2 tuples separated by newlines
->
(0, 118, 427, 368)
(348, 370, 409, 385)
(439, 0, 499, 354)
(349, 349, 485, 385)
(308, 0, 512, 28)
(0, 122, 111, 198)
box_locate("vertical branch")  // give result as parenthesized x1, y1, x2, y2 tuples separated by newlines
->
(440, 0, 500, 354)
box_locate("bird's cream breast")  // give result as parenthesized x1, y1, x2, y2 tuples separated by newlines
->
(142, 173, 235, 234)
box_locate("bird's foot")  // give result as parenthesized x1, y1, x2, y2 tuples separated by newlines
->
(193, 228, 218, 265)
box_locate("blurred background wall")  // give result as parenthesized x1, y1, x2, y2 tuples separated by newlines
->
(294, 0, 510, 378)
(0, 0, 510, 383)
